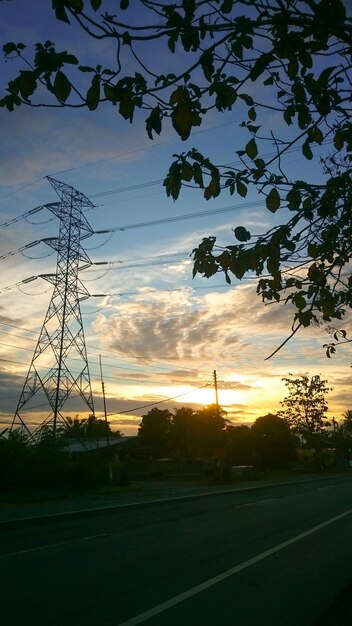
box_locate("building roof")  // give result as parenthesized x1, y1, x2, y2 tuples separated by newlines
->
(64, 436, 138, 453)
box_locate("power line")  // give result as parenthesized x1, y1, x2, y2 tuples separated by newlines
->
(0, 177, 45, 203)
(0, 198, 262, 280)
(91, 179, 163, 199)
(106, 382, 212, 417)
(0, 323, 212, 378)
(0, 137, 333, 228)
(93, 199, 264, 235)
(0, 204, 53, 230)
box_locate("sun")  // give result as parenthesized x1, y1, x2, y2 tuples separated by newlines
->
(174, 387, 246, 408)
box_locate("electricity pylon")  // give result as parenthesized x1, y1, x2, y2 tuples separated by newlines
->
(11, 177, 95, 439)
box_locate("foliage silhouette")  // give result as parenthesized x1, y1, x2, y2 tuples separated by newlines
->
(1, 1, 352, 351)
(138, 404, 226, 459)
(279, 373, 331, 445)
(138, 407, 173, 458)
(251, 413, 297, 469)
(61, 415, 122, 439)
(228, 424, 253, 465)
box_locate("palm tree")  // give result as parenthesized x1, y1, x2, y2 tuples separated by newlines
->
(62, 415, 87, 439)
(342, 410, 352, 436)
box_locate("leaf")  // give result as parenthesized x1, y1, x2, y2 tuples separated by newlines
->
(204, 172, 220, 199)
(86, 75, 100, 111)
(78, 65, 95, 73)
(0, 93, 22, 111)
(236, 180, 248, 198)
(283, 107, 294, 126)
(263, 75, 274, 86)
(119, 90, 135, 122)
(171, 103, 201, 140)
(18, 71, 37, 99)
(286, 188, 301, 209)
(168, 37, 176, 54)
(287, 59, 298, 80)
(309, 127, 324, 144)
(231, 41, 243, 60)
(200, 50, 214, 82)
(122, 31, 131, 46)
(248, 107, 256, 121)
(299, 50, 312, 69)
(170, 86, 189, 105)
(69, 0, 83, 11)
(295, 293, 306, 310)
(54, 70, 71, 102)
(333, 131, 344, 150)
(63, 53, 79, 65)
(181, 162, 193, 182)
(104, 83, 116, 102)
(239, 93, 254, 106)
(120, 0, 129, 8)
(91, 0, 102, 8)
(52, 0, 70, 23)
(234, 226, 251, 242)
(250, 53, 273, 81)
(266, 188, 281, 213)
(145, 106, 162, 139)
(193, 163, 204, 187)
(163, 166, 181, 201)
(302, 139, 313, 160)
(298, 310, 313, 327)
(3, 42, 21, 55)
(317, 66, 336, 88)
(245, 138, 258, 159)
(214, 83, 237, 111)
(308, 263, 326, 286)
(221, 0, 234, 12)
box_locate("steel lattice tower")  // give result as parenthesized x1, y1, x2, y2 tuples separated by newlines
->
(11, 177, 95, 438)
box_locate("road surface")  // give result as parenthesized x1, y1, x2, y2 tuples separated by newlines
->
(1, 475, 351, 625)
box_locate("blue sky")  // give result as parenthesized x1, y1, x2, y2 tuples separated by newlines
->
(1, 1, 351, 435)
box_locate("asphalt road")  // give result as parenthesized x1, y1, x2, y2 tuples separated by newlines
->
(1, 476, 351, 625)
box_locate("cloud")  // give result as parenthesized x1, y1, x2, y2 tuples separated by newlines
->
(91, 283, 340, 372)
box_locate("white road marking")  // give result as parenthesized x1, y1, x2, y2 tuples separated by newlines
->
(232, 498, 276, 510)
(318, 485, 335, 490)
(2, 533, 108, 557)
(116, 508, 352, 625)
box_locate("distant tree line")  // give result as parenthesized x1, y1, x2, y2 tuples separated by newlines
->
(0, 415, 122, 496)
(138, 374, 352, 469)
(138, 405, 298, 470)
(62, 414, 123, 440)
(1, 374, 352, 497)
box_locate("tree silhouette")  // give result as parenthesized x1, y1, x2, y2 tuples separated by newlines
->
(279, 373, 331, 444)
(61, 414, 119, 440)
(191, 405, 227, 458)
(228, 425, 253, 465)
(172, 406, 195, 458)
(138, 407, 173, 458)
(251, 413, 296, 470)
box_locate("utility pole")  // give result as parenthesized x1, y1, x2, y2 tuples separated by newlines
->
(99, 353, 113, 483)
(213, 369, 220, 419)
(11, 177, 95, 440)
(99, 354, 110, 447)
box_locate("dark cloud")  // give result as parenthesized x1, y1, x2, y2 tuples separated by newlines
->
(215, 378, 252, 391)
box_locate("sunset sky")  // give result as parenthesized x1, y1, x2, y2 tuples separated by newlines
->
(1, 1, 351, 436)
